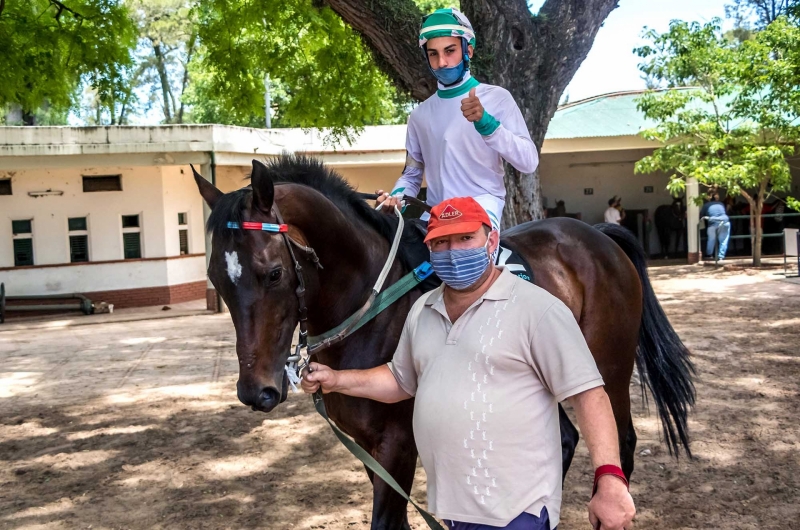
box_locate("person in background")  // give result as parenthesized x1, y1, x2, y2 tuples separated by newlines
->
(604, 196, 625, 225)
(700, 191, 731, 261)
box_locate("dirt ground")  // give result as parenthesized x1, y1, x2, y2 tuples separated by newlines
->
(1, 264, 799, 530)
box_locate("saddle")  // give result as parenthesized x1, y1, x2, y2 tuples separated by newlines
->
(495, 242, 535, 283)
(406, 219, 535, 287)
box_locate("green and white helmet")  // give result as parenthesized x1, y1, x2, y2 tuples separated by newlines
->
(418, 7, 476, 49)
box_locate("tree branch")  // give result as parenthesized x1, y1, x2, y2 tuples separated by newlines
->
(0, 0, 6, 18)
(48, 0, 84, 20)
(323, 0, 435, 101)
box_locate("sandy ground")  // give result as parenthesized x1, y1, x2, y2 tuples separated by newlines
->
(1, 265, 799, 529)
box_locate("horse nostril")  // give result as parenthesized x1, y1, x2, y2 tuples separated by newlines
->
(258, 387, 281, 412)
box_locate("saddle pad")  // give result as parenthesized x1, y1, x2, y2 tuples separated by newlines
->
(496, 243, 535, 284)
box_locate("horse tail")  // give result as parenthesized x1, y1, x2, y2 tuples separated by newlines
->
(594, 223, 696, 457)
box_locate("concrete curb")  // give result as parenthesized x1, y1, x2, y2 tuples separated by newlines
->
(0, 309, 218, 333)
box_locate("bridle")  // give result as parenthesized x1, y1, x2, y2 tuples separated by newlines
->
(226, 198, 430, 391)
(224, 196, 441, 529)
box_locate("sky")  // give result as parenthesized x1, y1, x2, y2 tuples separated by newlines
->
(535, 0, 735, 102)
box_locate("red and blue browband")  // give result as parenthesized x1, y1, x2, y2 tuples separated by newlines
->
(227, 221, 288, 233)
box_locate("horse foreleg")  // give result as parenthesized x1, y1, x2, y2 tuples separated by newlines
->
(368, 427, 418, 530)
(559, 404, 579, 482)
(623, 415, 637, 481)
(605, 381, 635, 481)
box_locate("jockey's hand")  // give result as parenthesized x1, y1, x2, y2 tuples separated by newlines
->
(461, 87, 484, 123)
(301, 362, 339, 394)
(375, 189, 402, 214)
(588, 475, 636, 530)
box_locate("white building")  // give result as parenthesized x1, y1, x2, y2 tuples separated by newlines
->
(5, 91, 793, 311)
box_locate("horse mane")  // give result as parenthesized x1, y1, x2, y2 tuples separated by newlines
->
(206, 154, 429, 274)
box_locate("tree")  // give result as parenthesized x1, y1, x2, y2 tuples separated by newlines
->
(0, 0, 137, 124)
(196, 0, 619, 225)
(190, 0, 414, 142)
(130, 0, 197, 123)
(726, 0, 800, 29)
(634, 18, 800, 266)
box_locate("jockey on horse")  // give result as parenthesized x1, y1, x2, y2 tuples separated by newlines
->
(376, 8, 539, 235)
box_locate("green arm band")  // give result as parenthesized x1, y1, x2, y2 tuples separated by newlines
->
(390, 187, 408, 214)
(474, 110, 501, 136)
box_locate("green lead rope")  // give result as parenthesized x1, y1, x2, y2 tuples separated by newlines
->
(308, 263, 434, 348)
(306, 261, 442, 528)
(312, 390, 445, 530)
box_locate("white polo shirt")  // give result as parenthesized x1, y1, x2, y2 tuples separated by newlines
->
(388, 268, 604, 527)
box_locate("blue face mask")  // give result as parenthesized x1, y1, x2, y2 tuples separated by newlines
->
(432, 59, 467, 86)
(430, 240, 490, 290)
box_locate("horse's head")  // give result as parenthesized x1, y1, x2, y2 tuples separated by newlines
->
(194, 160, 302, 413)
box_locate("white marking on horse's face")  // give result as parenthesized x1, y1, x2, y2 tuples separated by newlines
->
(225, 251, 242, 284)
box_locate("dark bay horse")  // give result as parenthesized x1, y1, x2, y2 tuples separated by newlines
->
(194, 156, 694, 529)
(654, 197, 687, 259)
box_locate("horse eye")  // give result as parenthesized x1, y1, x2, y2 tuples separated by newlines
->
(269, 269, 282, 283)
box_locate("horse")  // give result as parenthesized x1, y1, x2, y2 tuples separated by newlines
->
(193, 156, 694, 530)
(654, 197, 687, 259)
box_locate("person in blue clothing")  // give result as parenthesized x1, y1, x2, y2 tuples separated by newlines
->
(700, 191, 731, 261)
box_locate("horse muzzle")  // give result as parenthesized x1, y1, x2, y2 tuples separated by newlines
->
(236, 372, 289, 413)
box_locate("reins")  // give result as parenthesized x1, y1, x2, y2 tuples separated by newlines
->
(224, 195, 441, 529)
(355, 192, 433, 213)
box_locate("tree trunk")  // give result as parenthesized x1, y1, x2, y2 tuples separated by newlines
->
(152, 41, 173, 123)
(752, 177, 769, 267)
(324, 0, 619, 226)
(177, 33, 197, 125)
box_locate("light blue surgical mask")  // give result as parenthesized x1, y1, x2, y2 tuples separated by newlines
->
(430, 240, 490, 290)
(432, 59, 467, 86)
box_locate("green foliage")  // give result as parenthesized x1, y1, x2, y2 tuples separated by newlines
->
(634, 18, 800, 263)
(0, 0, 137, 116)
(189, 0, 416, 141)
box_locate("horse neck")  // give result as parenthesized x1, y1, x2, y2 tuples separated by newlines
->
(275, 185, 396, 336)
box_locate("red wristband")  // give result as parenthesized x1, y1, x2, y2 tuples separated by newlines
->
(592, 465, 629, 497)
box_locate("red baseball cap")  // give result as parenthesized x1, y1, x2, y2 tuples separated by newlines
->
(424, 197, 491, 243)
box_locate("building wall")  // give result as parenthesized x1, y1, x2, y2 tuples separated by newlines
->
(335, 165, 405, 195)
(0, 165, 207, 302)
(161, 165, 207, 258)
(0, 166, 167, 266)
(215, 165, 250, 194)
(540, 148, 673, 255)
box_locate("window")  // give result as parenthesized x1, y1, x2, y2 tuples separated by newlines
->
(11, 219, 33, 266)
(83, 175, 122, 192)
(122, 215, 140, 228)
(121, 214, 142, 259)
(178, 212, 189, 255)
(68, 217, 89, 263)
(0, 179, 11, 195)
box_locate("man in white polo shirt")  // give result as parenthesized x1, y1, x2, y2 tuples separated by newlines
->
(302, 197, 636, 530)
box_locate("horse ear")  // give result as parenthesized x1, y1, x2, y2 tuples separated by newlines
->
(192, 164, 223, 209)
(251, 159, 275, 214)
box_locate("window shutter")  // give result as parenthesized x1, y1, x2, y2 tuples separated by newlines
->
(83, 175, 122, 192)
(179, 229, 189, 255)
(69, 235, 89, 262)
(12, 220, 32, 235)
(13, 238, 34, 266)
(68, 217, 88, 231)
(123, 233, 142, 259)
(121, 215, 140, 228)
